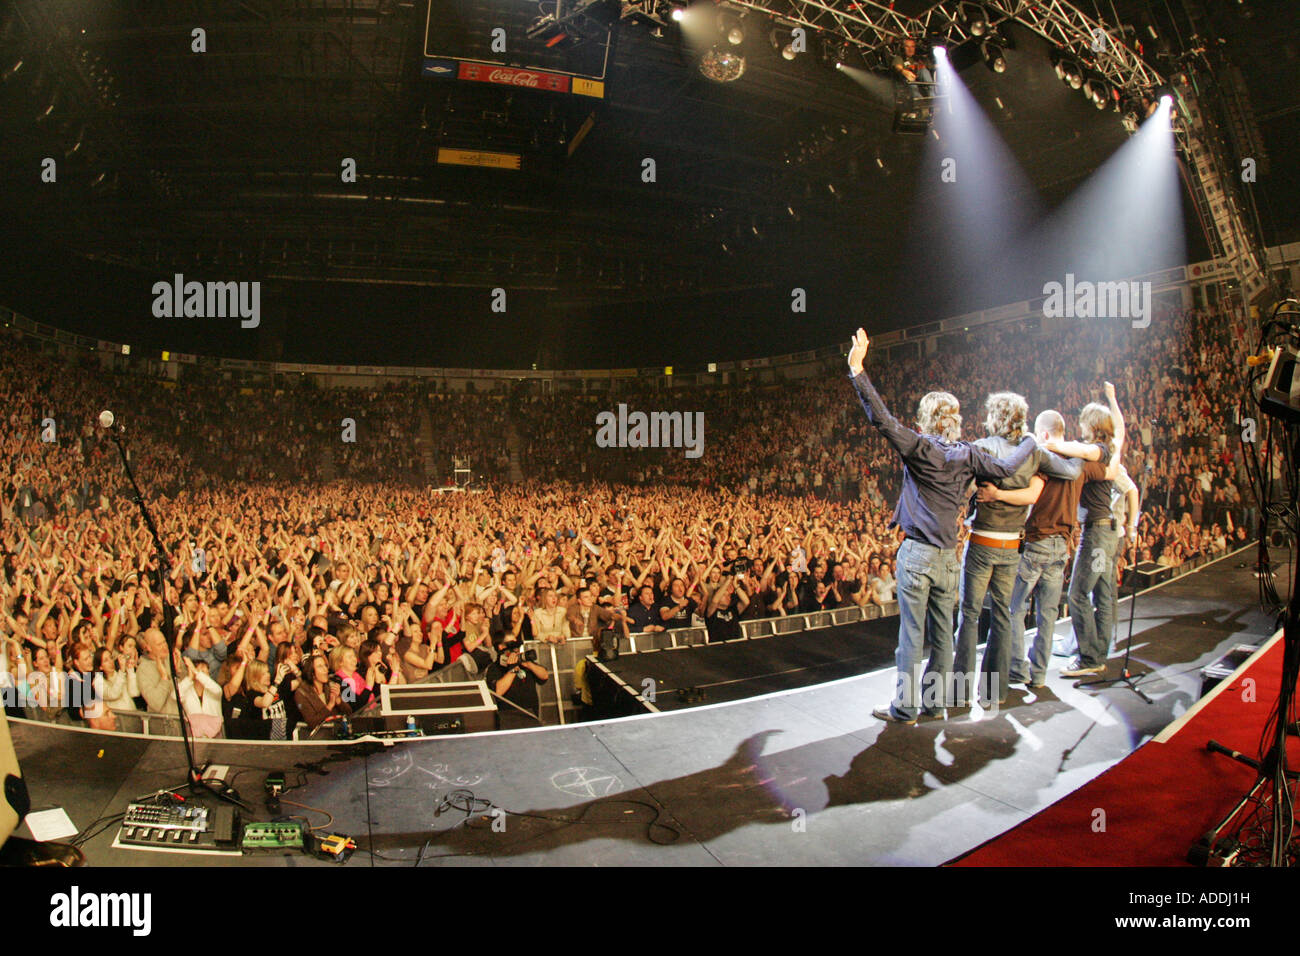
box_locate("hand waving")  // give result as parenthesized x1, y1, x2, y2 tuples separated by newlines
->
(847, 328, 870, 375)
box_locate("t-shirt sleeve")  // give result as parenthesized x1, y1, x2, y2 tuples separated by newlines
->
(1082, 460, 1107, 481)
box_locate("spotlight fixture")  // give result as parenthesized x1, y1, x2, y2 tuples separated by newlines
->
(932, 43, 947, 56)
(770, 26, 802, 60)
(981, 39, 1005, 72)
(1054, 56, 1082, 89)
(718, 11, 744, 45)
(1084, 77, 1108, 107)
(958, 3, 988, 37)
(819, 37, 852, 69)
(669, 3, 686, 21)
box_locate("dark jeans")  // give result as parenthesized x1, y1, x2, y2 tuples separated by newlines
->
(1008, 536, 1070, 684)
(953, 540, 1022, 705)
(1068, 523, 1118, 667)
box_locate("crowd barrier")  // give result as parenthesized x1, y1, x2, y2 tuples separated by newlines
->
(6, 546, 1243, 738)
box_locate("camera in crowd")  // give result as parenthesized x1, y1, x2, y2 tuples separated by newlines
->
(499, 642, 537, 664)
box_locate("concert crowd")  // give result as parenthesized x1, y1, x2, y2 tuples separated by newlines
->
(0, 301, 1259, 737)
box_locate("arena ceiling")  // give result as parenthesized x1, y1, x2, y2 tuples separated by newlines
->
(0, 0, 1296, 368)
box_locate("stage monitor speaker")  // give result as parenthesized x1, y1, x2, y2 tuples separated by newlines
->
(1131, 561, 1172, 589)
(1, 711, 31, 847)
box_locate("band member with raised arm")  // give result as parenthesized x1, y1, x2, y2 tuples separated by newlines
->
(952, 392, 1088, 709)
(1051, 384, 1126, 678)
(846, 329, 1038, 723)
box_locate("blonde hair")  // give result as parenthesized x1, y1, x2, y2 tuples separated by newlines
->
(917, 391, 962, 441)
(983, 392, 1028, 440)
(328, 645, 351, 672)
(1078, 402, 1114, 451)
(244, 659, 270, 692)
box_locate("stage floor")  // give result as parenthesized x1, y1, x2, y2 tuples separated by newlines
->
(11, 548, 1279, 866)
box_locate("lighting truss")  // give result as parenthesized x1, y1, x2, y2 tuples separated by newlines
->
(717, 0, 1163, 94)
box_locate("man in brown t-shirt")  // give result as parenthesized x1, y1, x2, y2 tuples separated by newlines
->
(977, 409, 1120, 687)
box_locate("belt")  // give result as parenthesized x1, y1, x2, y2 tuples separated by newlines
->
(969, 532, 1021, 550)
(1084, 518, 1117, 530)
(904, 535, 955, 551)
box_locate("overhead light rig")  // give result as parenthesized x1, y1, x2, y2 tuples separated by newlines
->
(710, 0, 1163, 96)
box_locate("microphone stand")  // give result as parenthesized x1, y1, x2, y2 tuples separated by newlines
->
(1083, 466, 1154, 703)
(105, 425, 247, 810)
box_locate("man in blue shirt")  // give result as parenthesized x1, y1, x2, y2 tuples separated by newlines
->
(846, 328, 1038, 723)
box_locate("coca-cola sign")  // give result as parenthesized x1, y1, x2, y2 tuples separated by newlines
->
(458, 61, 571, 93)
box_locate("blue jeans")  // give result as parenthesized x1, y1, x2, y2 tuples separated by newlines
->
(953, 540, 1020, 705)
(906, 68, 935, 102)
(1007, 536, 1069, 684)
(1068, 523, 1118, 668)
(891, 538, 960, 719)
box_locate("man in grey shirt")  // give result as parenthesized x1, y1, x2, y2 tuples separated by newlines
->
(953, 392, 1085, 708)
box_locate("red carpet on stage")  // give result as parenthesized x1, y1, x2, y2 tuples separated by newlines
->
(951, 633, 1297, 866)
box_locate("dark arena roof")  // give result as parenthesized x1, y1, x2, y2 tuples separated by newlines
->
(0, 0, 1297, 366)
